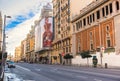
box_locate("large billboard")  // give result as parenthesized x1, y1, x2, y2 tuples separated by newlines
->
(40, 17, 53, 48)
(35, 17, 53, 52)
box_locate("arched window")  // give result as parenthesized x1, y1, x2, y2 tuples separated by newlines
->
(116, 1, 119, 10)
(106, 26, 111, 48)
(89, 32, 94, 50)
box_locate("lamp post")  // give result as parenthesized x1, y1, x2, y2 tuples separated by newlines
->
(0, 15, 11, 80)
(2, 15, 11, 52)
(2, 15, 11, 61)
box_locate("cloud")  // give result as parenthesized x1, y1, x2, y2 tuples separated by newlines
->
(6, 11, 35, 29)
(6, 13, 40, 55)
(1, 0, 52, 55)
(0, 0, 51, 16)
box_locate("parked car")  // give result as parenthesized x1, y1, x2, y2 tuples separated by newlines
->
(7, 60, 15, 68)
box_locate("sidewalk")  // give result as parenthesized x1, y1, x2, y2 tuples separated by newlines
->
(4, 66, 21, 81)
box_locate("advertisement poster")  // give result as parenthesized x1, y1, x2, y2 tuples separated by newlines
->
(39, 17, 53, 48)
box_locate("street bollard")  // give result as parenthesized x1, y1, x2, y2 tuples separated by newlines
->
(105, 63, 108, 69)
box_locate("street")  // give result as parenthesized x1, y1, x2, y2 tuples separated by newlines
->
(4, 63, 120, 81)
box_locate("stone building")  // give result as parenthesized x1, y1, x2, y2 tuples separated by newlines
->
(71, 0, 120, 67)
(21, 39, 26, 62)
(14, 46, 21, 62)
(35, 3, 53, 64)
(52, 0, 93, 64)
(25, 26, 35, 63)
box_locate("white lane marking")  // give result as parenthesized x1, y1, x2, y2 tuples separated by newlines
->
(76, 75, 88, 79)
(23, 80, 35, 81)
(50, 68, 58, 72)
(94, 78, 102, 81)
(59, 68, 120, 78)
(53, 68, 58, 71)
(16, 65, 31, 71)
(50, 68, 73, 76)
(35, 69, 41, 71)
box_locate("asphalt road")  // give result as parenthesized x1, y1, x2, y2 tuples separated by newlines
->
(4, 63, 120, 81)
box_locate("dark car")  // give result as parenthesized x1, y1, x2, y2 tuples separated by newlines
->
(7, 60, 15, 68)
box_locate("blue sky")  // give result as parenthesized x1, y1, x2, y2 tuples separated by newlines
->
(6, 11, 35, 30)
(0, 0, 52, 55)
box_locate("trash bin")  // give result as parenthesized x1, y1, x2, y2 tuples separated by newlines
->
(105, 63, 108, 68)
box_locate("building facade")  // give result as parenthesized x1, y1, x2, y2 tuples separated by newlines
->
(52, 0, 72, 64)
(21, 39, 26, 62)
(25, 33, 30, 62)
(25, 26, 35, 63)
(29, 26, 35, 63)
(35, 3, 53, 64)
(14, 46, 21, 62)
(71, 0, 120, 67)
(52, 0, 87, 64)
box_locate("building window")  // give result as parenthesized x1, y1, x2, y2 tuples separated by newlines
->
(90, 15, 92, 23)
(102, 7, 105, 17)
(83, 18, 86, 26)
(90, 32, 93, 39)
(116, 1, 120, 10)
(106, 26, 110, 31)
(96, 10, 100, 19)
(89, 32, 94, 50)
(92, 13, 95, 22)
(69, 47, 71, 52)
(87, 16, 90, 25)
(107, 39, 111, 47)
(106, 26, 111, 48)
(76, 22, 79, 31)
(77, 38, 81, 52)
(106, 5, 109, 15)
(90, 43, 94, 50)
(78, 21, 80, 29)
(66, 40, 68, 45)
(78, 43, 81, 52)
(64, 48, 65, 53)
(73, 25, 75, 32)
(80, 20, 82, 28)
(66, 47, 68, 52)
(109, 3, 113, 14)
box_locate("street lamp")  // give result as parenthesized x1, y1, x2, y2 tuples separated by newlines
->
(2, 15, 11, 52)
(0, 15, 11, 80)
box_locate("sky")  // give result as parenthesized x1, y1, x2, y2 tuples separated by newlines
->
(0, 0, 52, 56)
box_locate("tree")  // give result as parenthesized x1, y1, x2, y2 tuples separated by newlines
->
(80, 50, 92, 66)
(64, 54, 73, 65)
(64, 54, 73, 59)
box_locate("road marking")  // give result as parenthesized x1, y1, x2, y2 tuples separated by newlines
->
(16, 65, 31, 71)
(94, 78, 102, 81)
(53, 68, 58, 71)
(35, 69, 41, 71)
(59, 68, 120, 78)
(76, 75, 88, 79)
(23, 80, 35, 81)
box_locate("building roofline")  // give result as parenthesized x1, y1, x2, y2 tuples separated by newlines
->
(71, 0, 109, 23)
